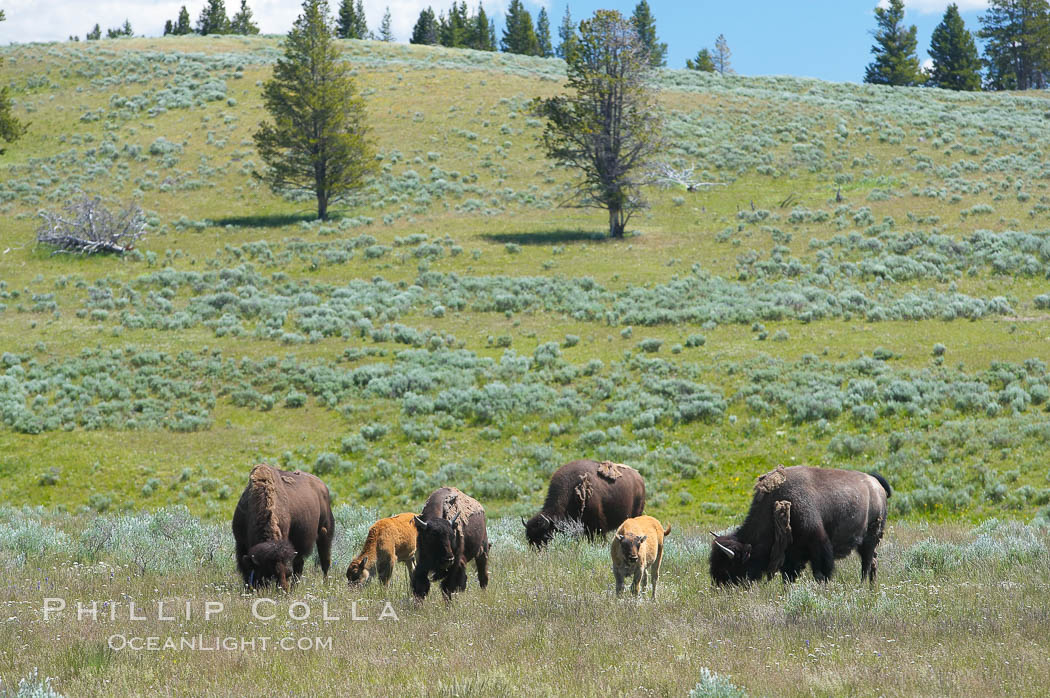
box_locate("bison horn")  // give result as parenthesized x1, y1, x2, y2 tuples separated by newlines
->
(450, 511, 460, 526)
(713, 540, 736, 559)
(521, 515, 528, 528)
(414, 515, 428, 529)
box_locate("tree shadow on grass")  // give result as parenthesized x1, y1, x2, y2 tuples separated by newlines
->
(210, 212, 331, 228)
(482, 230, 613, 246)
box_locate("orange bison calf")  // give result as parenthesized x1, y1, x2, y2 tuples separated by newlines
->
(611, 515, 671, 599)
(346, 512, 418, 587)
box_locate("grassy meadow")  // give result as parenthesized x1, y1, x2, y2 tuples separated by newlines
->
(1, 509, 1049, 697)
(1, 33, 1050, 695)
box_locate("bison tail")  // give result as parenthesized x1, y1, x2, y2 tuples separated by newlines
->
(663, 525, 672, 537)
(870, 471, 892, 498)
(767, 500, 792, 576)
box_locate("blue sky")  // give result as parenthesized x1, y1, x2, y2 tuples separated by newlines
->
(554, 0, 987, 82)
(0, 1, 990, 84)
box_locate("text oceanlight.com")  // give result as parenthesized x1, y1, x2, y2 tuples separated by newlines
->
(107, 635, 333, 652)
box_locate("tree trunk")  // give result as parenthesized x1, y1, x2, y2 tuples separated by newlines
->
(317, 192, 328, 220)
(609, 205, 625, 238)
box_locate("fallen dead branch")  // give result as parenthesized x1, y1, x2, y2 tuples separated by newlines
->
(36, 196, 146, 255)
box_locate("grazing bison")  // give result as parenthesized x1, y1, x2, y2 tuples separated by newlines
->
(232, 464, 334, 591)
(412, 487, 490, 601)
(611, 515, 671, 599)
(710, 465, 891, 587)
(522, 459, 646, 548)
(346, 512, 418, 587)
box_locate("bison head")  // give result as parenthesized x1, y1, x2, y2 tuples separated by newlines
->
(615, 532, 647, 564)
(522, 513, 558, 548)
(415, 515, 459, 578)
(242, 539, 296, 591)
(708, 533, 752, 586)
(346, 556, 371, 586)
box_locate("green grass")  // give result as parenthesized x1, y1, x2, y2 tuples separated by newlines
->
(0, 511, 1048, 697)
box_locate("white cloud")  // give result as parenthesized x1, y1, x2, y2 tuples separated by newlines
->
(877, 0, 989, 13)
(0, 0, 548, 45)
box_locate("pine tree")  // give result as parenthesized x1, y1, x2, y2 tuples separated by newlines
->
(337, 0, 352, 38)
(175, 6, 193, 34)
(864, 0, 922, 86)
(686, 48, 715, 72)
(230, 1, 260, 34)
(0, 10, 28, 155)
(713, 34, 733, 75)
(502, 0, 540, 55)
(556, 5, 577, 60)
(253, 0, 378, 220)
(197, 0, 230, 35)
(978, 0, 1050, 90)
(106, 21, 133, 39)
(86, 24, 101, 40)
(630, 0, 667, 67)
(536, 8, 554, 58)
(534, 10, 662, 238)
(927, 4, 981, 90)
(410, 7, 439, 44)
(164, 20, 174, 36)
(356, 0, 368, 38)
(337, 0, 368, 39)
(439, 2, 470, 47)
(379, 7, 394, 41)
(468, 3, 495, 51)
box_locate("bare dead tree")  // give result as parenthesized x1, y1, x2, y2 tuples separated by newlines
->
(36, 196, 146, 255)
(650, 162, 729, 192)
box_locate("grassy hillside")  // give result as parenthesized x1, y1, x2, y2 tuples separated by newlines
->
(1, 35, 1050, 528)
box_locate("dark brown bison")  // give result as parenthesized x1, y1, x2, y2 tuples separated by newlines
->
(232, 464, 334, 591)
(522, 460, 645, 547)
(710, 465, 891, 587)
(411, 487, 490, 601)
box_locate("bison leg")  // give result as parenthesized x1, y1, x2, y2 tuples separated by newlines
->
(614, 568, 625, 597)
(377, 554, 394, 586)
(859, 541, 880, 586)
(316, 534, 332, 579)
(630, 568, 643, 597)
(780, 555, 805, 583)
(651, 550, 662, 600)
(475, 548, 489, 590)
(860, 518, 885, 586)
(404, 556, 415, 588)
(292, 554, 305, 578)
(440, 564, 467, 601)
(809, 535, 835, 583)
(411, 565, 431, 601)
(235, 541, 251, 586)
